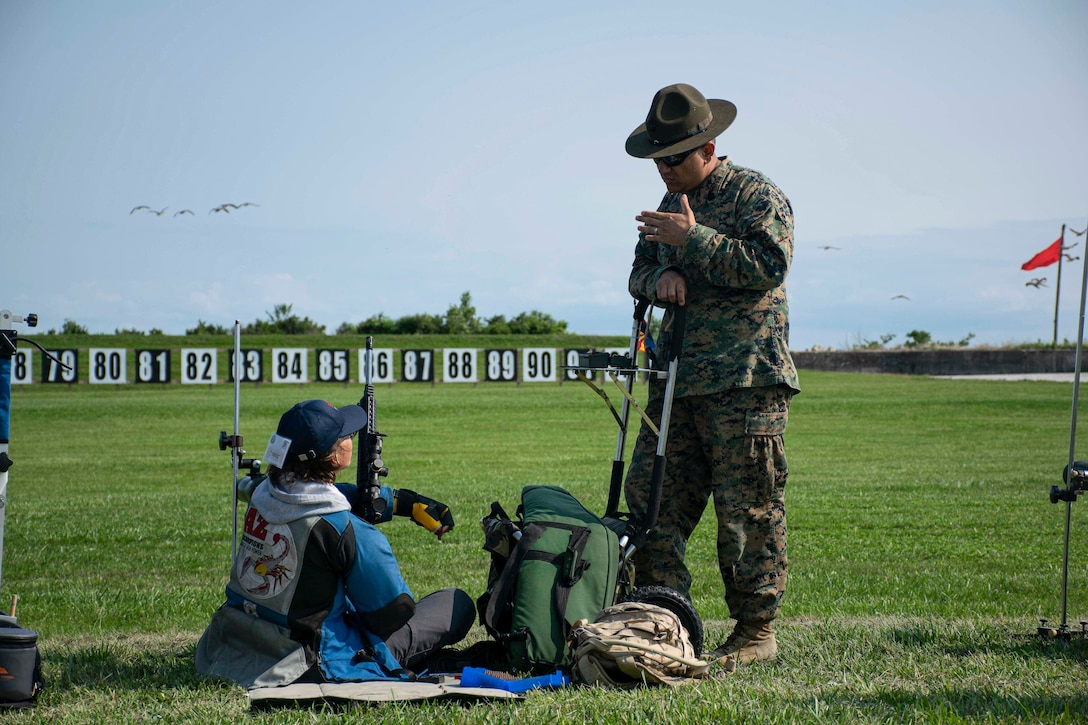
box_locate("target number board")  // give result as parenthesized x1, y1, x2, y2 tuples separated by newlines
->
(11, 349, 33, 385)
(360, 348, 395, 383)
(182, 348, 218, 384)
(42, 349, 78, 384)
(135, 350, 171, 383)
(228, 349, 264, 383)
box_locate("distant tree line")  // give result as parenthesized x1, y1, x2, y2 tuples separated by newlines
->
(335, 293, 567, 335)
(43, 292, 569, 336)
(848, 330, 977, 350)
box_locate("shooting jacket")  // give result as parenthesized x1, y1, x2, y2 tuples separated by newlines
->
(196, 480, 414, 687)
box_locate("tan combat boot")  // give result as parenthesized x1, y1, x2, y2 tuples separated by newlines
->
(710, 620, 777, 666)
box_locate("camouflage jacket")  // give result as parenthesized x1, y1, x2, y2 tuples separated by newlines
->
(629, 157, 800, 397)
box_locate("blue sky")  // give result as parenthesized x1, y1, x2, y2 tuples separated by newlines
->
(2, 0, 1086, 349)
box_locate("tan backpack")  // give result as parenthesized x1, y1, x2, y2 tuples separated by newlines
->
(569, 602, 723, 688)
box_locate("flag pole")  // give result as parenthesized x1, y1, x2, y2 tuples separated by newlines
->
(1053, 225, 1067, 347)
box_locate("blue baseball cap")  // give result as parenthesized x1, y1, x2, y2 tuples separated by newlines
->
(275, 399, 367, 462)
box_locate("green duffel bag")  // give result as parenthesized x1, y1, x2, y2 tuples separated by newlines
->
(478, 485, 621, 673)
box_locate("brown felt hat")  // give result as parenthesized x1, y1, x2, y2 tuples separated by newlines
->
(625, 83, 737, 159)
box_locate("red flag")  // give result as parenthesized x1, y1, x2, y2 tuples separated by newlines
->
(1021, 238, 1062, 271)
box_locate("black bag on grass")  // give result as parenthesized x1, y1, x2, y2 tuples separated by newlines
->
(0, 623, 44, 709)
(477, 485, 620, 673)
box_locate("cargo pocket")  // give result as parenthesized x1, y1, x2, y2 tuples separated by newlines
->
(743, 411, 789, 504)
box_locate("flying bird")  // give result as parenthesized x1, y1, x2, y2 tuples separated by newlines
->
(891, 295, 910, 301)
(129, 205, 150, 214)
(210, 202, 259, 214)
(148, 207, 167, 216)
(1063, 253, 1080, 262)
(1025, 278, 1047, 288)
(1070, 227, 1086, 237)
(817, 245, 840, 250)
(173, 209, 194, 217)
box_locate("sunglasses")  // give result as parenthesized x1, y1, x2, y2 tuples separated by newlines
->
(654, 147, 698, 168)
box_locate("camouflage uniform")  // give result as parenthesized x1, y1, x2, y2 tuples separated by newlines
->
(625, 157, 799, 624)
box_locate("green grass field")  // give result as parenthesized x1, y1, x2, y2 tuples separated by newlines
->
(2, 371, 1086, 722)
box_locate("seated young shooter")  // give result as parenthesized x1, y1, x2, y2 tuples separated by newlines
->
(196, 399, 474, 687)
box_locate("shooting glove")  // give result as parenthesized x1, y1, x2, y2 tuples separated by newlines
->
(393, 489, 455, 539)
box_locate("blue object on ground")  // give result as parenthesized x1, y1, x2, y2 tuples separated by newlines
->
(459, 667, 569, 693)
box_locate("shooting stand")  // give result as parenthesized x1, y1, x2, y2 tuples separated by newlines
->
(1038, 219, 1088, 643)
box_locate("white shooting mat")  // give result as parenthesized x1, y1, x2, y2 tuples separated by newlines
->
(247, 678, 524, 708)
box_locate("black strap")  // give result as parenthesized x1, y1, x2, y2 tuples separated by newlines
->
(481, 523, 542, 636)
(551, 525, 591, 638)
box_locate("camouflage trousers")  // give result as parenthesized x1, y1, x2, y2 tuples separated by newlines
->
(624, 384, 791, 623)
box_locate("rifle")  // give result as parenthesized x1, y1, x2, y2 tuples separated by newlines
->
(354, 336, 388, 522)
(351, 338, 453, 536)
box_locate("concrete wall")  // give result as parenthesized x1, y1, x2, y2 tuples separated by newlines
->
(792, 349, 1078, 375)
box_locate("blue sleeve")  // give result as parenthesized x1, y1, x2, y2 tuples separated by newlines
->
(334, 484, 395, 524)
(343, 518, 415, 637)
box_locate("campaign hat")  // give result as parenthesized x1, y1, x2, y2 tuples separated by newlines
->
(626, 83, 737, 159)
